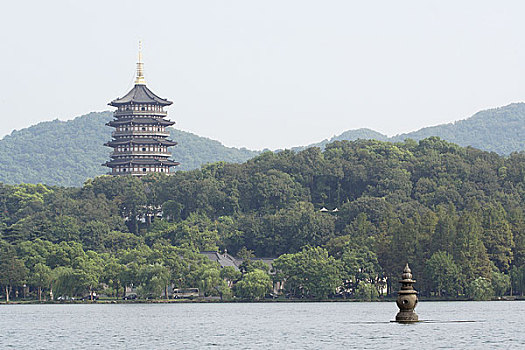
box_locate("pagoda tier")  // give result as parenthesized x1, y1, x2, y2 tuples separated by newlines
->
(104, 138, 177, 147)
(103, 158, 179, 175)
(104, 45, 178, 176)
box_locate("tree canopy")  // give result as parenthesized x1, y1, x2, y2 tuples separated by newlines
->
(1, 137, 524, 301)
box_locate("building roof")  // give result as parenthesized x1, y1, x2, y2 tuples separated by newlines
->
(105, 138, 177, 147)
(107, 118, 175, 127)
(199, 251, 277, 272)
(109, 84, 173, 107)
(200, 251, 242, 270)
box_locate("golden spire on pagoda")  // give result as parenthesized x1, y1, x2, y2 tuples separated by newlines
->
(135, 40, 146, 85)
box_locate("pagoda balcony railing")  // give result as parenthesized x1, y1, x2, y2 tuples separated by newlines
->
(111, 150, 172, 157)
(112, 130, 170, 137)
(109, 171, 173, 176)
(113, 110, 168, 117)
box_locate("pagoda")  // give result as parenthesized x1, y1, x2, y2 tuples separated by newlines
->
(395, 263, 419, 322)
(103, 44, 179, 176)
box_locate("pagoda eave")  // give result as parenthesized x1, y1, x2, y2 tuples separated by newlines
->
(104, 159, 179, 167)
(107, 118, 175, 127)
(105, 138, 177, 147)
(109, 84, 173, 107)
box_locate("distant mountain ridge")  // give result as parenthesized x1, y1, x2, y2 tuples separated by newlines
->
(298, 103, 525, 154)
(0, 112, 259, 187)
(1, 103, 524, 187)
(291, 128, 388, 151)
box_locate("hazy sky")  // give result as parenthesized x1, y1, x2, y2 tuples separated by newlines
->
(1, 0, 525, 150)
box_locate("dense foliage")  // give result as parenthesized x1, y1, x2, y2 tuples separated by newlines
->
(0, 112, 259, 186)
(2, 103, 525, 188)
(1, 138, 525, 302)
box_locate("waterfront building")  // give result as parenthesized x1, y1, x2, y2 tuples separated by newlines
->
(104, 44, 179, 175)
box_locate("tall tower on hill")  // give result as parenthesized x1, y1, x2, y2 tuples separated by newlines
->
(103, 43, 179, 176)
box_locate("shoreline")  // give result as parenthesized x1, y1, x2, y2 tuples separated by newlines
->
(1, 296, 523, 305)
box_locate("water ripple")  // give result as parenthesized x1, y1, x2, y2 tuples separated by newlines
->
(0, 301, 523, 349)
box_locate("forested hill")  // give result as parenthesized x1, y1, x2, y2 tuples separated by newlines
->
(391, 103, 525, 153)
(0, 138, 524, 301)
(300, 103, 525, 154)
(291, 128, 388, 152)
(0, 112, 259, 186)
(1, 103, 525, 186)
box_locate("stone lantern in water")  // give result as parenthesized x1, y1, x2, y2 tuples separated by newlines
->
(395, 263, 419, 322)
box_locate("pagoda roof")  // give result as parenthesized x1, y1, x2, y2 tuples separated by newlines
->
(104, 159, 180, 167)
(105, 138, 177, 147)
(107, 117, 175, 127)
(109, 84, 173, 107)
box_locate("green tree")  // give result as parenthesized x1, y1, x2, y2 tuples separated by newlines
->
(425, 251, 462, 297)
(466, 277, 494, 301)
(53, 266, 80, 298)
(273, 246, 342, 299)
(102, 231, 143, 253)
(431, 205, 457, 255)
(250, 170, 303, 211)
(220, 266, 242, 288)
(50, 215, 81, 242)
(510, 265, 525, 296)
(137, 263, 170, 299)
(340, 245, 381, 295)
(0, 241, 27, 302)
(235, 269, 272, 300)
(29, 263, 52, 301)
(77, 251, 104, 301)
(239, 259, 270, 274)
(162, 200, 183, 222)
(90, 176, 146, 234)
(151, 244, 188, 298)
(482, 203, 514, 272)
(192, 266, 229, 298)
(80, 221, 110, 251)
(102, 256, 125, 298)
(491, 268, 510, 297)
(354, 281, 379, 301)
(453, 211, 492, 282)
(151, 213, 219, 251)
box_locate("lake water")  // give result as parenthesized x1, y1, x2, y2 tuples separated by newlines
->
(0, 301, 523, 349)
